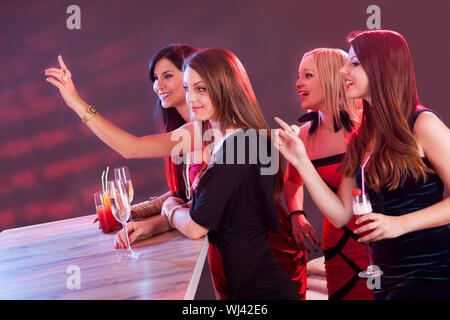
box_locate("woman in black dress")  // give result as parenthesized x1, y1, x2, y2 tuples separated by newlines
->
(161, 48, 296, 300)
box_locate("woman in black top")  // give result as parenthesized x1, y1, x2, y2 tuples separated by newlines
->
(161, 48, 296, 300)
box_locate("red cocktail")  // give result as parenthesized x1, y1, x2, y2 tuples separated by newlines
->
(94, 191, 120, 233)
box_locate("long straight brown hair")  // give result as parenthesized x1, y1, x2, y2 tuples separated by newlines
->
(184, 48, 284, 198)
(341, 30, 431, 192)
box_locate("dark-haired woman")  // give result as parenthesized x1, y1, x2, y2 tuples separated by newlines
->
(44, 44, 201, 244)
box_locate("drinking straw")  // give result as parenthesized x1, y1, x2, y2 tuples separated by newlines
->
(101, 170, 105, 194)
(105, 166, 109, 188)
(361, 155, 371, 195)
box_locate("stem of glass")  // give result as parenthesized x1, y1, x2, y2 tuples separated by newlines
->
(365, 243, 372, 266)
(122, 221, 134, 254)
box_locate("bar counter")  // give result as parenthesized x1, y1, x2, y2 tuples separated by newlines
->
(0, 214, 209, 300)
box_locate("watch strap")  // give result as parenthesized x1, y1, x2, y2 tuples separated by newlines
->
(82, 106, 98, 123)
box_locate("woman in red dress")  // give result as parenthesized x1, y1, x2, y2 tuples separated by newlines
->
(283, 48, 372, 300)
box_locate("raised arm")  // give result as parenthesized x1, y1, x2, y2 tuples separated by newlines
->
(44, 55, 196, 159)
(274, 117, 354, 228)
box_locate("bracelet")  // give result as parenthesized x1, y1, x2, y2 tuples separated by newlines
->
(166, 204, 186, 228)
(130, 196, 167, 220)
(288, 210, 306, 222)
(131, 201, 157, 219)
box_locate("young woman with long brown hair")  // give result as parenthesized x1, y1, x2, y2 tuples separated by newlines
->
(284, 48, 372, 300)
(161, 48, 297, 299)
(274, 30, 450, 300)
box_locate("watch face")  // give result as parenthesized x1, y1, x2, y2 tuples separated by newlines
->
(88, 106, 97, 114)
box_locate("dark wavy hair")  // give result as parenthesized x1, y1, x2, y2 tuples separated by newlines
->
(148, 44, 199, 201)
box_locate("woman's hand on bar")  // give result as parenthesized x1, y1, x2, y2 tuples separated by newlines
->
(92, 216, 101, 230)
(114, 216, 172, 249)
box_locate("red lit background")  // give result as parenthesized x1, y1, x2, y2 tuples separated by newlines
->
(1, 0, 449, 255)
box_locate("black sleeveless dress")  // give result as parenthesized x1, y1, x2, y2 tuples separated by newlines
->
(356, 109, 450, 300)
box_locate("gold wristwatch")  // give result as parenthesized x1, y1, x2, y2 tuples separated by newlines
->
(82, 106, 98, 123)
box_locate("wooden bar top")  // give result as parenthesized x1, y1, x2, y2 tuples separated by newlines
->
(0, 214, 208, 300)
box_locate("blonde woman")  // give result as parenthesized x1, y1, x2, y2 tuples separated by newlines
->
(284, 48, 372, 299)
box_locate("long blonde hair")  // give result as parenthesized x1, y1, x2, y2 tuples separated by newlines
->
(302, 48, 361, 139)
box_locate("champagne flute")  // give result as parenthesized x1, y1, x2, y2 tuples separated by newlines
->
(352, 188, 383, 278)
(107, 180, 142, 260)
(114, 166, 134, 204)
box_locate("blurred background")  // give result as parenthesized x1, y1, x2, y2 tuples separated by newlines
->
(1, 0, 449, 259)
